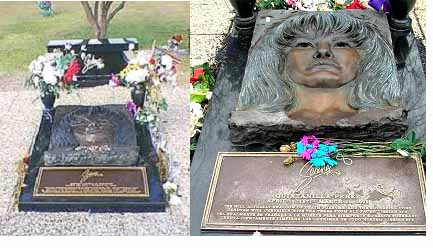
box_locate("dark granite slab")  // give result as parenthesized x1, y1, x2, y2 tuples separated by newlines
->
(18, 105, 165, 212)
(191, 13, 425, 235)
(47, 38, 139, 87)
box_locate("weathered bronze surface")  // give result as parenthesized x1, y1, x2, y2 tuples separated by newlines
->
(202, 153, 425, 233)
(44, 105, 139, 166)
(229, 10, 409, 144)
(34, 167, 149, 197)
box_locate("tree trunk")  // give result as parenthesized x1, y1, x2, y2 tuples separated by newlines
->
(81, 1, 125, 40)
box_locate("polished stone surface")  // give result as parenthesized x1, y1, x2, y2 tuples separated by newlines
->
(47, 38, 139, 87)
(18, 106, 165, 212)
(191, 15, 426, 235)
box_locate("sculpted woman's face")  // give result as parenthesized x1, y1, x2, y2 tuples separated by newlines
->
(285, 33, 361, 88)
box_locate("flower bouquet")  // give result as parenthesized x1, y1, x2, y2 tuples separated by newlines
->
(37, 1, 54, 17)
(256, 0, 372, 11)
(26, 45, 104, 110)
(280, 131, 425, 168)
(189, 63, 216, 157)
(113, 36, 182, 129)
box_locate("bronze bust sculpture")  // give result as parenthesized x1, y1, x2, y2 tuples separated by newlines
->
(230, 11, 408, 144)
(44, 105, 139, 165)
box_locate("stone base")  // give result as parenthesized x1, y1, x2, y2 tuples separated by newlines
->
(229, 107, 408, 145)
(18, 106, 166, 212)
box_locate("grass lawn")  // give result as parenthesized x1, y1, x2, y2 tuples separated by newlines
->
(0, 1, 189, 73)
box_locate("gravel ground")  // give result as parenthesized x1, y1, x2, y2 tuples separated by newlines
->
(0, 58, 190, 236)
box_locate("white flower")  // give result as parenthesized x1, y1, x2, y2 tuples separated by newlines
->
(163, 181, 178, 192)
(206, 91, 212, 100)
(65, 43, 72, 50)
(169, 195, 182, 206)
(96, 59, 105, 69)
(29, 60, 43, 74)
(160, 55, 173, 69)
(397, 149, 410, 157)
(190, 116, 201, 137)
(335, 0, 346, 4)
(152, 78, 160, 86)
(252, 231, 262, 236)
(190, 102, 204, 119)
(32, 75, 40, 86)
(129, 58, 138, 65)
(125, 69, 149, 83)
(128, 43, 135, 51)
(42, 65, 58, 85)
(137, 51, 151, 66)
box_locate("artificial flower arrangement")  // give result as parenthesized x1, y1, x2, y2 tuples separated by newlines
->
(190, 63, 216, 153)
(256, 0, 380, 11)
(26, 44, 104, 99)
(280, 131, 425, 168)
(37, 1, 54, 17)
(111, 35, 182, 130)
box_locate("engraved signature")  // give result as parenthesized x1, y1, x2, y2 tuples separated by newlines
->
(294, 162, 341, 193)
(80, 169, 104, 183)
(376, 184, 401, 200)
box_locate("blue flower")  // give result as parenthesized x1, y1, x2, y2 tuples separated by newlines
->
(296, 142, 305, 155)
(311, 158, 325, 167)
(327, 145, 338, 153)
(318, 144, 338, 153)
(311, 149, 327, 158)
(310, 157, 338, 167)
(324, 157, 338, 167)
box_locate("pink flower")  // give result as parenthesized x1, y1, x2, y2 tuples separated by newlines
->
(300, 135, 309, 146)
(324, 140, 331, 145)
(285, 0, 298, 6)
(109, 73, 121, 87)
(301, 148, 316, 160)
(312, 140, 320, 149)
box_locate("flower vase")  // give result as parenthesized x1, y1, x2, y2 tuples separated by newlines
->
(388, 0, 417, 32)
(40, 93, 55, 111)
(131, 86, 146, 108)
(228, 0, 256, 29)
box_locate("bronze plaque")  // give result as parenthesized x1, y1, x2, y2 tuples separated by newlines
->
(201, 153, 425, 233)
(34, 167, 149, 198)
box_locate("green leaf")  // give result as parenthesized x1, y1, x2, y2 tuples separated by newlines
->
(159, 98, 168, 111)
(190, 88, 208, 103)
(391, 138, 411, 150)
(405, 130, 417, 144)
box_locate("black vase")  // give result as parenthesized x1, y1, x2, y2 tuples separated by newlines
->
(131, 86, 146, 108)
(40, 93, 55, 111)
(388, 0, 417, 32)
(228, 0, 257, 29)
(387, 0, 417, 67)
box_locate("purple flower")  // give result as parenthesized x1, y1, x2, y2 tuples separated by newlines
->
(127, 100, 137, 116)
(368, 0, 391, 13)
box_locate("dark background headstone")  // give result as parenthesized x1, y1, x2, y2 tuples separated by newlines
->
(191, 10, 426, 235)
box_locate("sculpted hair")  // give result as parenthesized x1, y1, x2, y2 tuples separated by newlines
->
(237, 12, 401, 112)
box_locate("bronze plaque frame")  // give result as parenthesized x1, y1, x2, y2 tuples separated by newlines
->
(201, 152, 426, 233)
(34, 166, 149, 198)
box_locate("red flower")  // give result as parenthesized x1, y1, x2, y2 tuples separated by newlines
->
(149, 58, 156, 64)
(190, 67, 204, 84)
(345, 0, 367, 10)
(64, 59, 80, 83)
